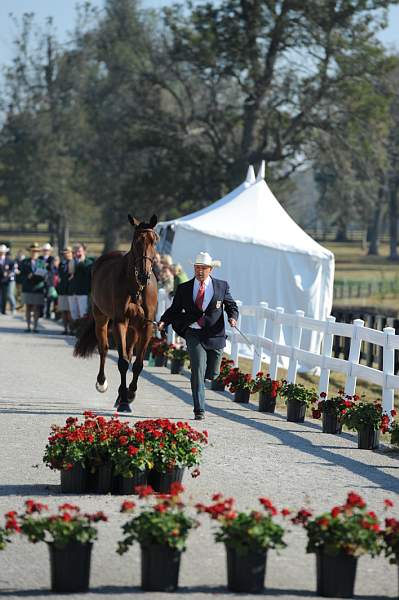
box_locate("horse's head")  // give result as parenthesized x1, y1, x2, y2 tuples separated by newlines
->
(128, 214, 159, 286)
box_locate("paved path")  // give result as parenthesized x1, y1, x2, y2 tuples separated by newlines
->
(0, 314, 398, 599)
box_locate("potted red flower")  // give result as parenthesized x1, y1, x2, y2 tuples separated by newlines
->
(211, 357, 234, 391)
(166, 344, 189, 374)
(43, 412, 114, 494)
(340, 398, 391, 449)
(280, 381, 318, 423)
(117, 483, 198, 591)
(381, 499, 399, 592)
(108, 425, 153, 494)
(292, 492, 381, 598)
(0, 510, 21, 550)
(254, 372, 281, 413)
(196, 493, 287, 593)
(390, 416, 399, 447)
(312, 390, 353, 434)
(19, 500, 107, 593)
(224, 367, 256, 403)
(150, 339, 170, 367)
(134, 418, 208, 492)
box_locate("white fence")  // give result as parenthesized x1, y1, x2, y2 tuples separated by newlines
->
(229, 302, 398, 415)
(156, 291, 398, 414)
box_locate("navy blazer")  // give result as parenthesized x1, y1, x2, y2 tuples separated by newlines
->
(160, 277, 239, 350)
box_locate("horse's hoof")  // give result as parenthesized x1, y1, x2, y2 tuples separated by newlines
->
(95, 379, 108, 393)
(117, 402, 132, 414)
(114, 396, 120, 408)
(127, 391, 136, 404)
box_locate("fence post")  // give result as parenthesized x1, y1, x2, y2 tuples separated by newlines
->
(382, 326, 395, 416)
(269, 307, 284, 380)
(251, 302, 268, 378)
(344, 318, 365, 396)
(287, 310, 304, 383)
(318, 316, 336, 396)
(231, 300, 242, 367)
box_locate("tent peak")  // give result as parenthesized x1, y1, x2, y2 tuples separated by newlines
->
(256, 160, 265, 182)
(245, 165, 256, 184)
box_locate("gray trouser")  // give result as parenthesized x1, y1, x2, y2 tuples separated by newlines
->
(185, 330, 223, 415)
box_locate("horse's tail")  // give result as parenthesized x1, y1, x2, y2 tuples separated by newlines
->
(73, 316, 98, 358)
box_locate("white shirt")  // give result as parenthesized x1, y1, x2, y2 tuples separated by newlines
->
(190, 276, 214, 329)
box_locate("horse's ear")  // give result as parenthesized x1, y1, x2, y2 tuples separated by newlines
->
(149, 214, 158, 229)
(128, 214, 141, 227)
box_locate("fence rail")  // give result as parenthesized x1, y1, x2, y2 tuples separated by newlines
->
(334, 278, 399, 300)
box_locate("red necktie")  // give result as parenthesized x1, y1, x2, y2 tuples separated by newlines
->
(195, 282, 205, 327)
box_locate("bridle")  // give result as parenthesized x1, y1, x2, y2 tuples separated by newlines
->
(130, 228, 158, 303)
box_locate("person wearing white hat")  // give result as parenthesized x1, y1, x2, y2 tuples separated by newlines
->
(0, 243, 17, 315)
(158, 251, 238, 420)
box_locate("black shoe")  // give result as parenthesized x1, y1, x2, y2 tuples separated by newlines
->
(24, 328, 31, 333)
(194, 413, 205, 421)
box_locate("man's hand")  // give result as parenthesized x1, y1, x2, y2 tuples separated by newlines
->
(228, 318, 237, 328)
(158, 321, 165, 331)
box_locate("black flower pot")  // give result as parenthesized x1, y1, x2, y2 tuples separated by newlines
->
(259, 391, 276, 413)
(112, 469, 148, 494)
(357, 426, 380, 450)
(234, 389, 250, 403)
(286, 399, 306, 422)
(154, 355, 167, 367)
(86, 462, 113, 494)
(148, 467, 185, 493)
(48, 542, 92, 593)
(316, 552, 358, 598)
(322, 412, 342, 434)
(60, 463, 87, 494)
(226, 546, 267, 593)
(141, 545, 181, 591)
(170, 358, 183, 374)
(211, 379, 225, 391)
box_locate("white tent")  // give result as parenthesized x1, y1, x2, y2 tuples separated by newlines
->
(158, 164, 335, 367)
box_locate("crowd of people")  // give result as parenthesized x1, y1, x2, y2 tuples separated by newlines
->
(0, 242, 93, 334)
(0, 243, 188, 334)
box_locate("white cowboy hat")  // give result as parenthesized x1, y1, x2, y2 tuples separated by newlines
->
(0, 244, 10, 253)
(193, 251, 221, 268)
(42, 242, 53, 251)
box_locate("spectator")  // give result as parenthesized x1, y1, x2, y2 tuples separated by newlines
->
(171, 263, 188, 294)
(159, 265, 174, 295)
(19, 243, 47, 332)
(68, 243, 93, 323)
(57, 247, 73, 335)
(160, 254, 173, 268)
(152, 252, 162, 283)
(0, 244, 17, 315)
(40, 243, 56, 319)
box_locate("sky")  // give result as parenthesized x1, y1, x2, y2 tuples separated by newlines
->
(0, 0, 398, 68)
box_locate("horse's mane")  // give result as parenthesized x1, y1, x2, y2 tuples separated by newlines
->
(92, 250, 124, 272)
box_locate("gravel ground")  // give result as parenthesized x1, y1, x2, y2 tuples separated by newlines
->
(0, 314, 398, 600)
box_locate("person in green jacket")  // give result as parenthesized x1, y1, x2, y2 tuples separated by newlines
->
(68, 243, 94, 323)
(172, 263, 189, 295)
(19, 243, 47, 332)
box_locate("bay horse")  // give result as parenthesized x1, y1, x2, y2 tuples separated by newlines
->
(74, 214, 158, 413)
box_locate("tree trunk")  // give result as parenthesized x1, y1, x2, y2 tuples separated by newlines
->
(335, 221, 348, 242)
(368, 187, 385, 256)
(389, 178, 399, 261)
(103, 226, 120, 254)
(57, 217, 69, 255)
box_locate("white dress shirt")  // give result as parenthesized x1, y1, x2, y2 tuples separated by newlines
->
(190, 276, 214, 329)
